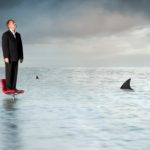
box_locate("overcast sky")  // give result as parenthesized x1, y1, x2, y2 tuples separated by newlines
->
(1, 0, 150, 67)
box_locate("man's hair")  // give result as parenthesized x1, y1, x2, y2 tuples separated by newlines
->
(6, 19, 15, 26)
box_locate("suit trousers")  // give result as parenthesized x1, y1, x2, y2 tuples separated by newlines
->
(5, 61, 18, 90)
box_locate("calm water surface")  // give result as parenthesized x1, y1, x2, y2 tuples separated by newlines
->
(0, 67, 150, 150)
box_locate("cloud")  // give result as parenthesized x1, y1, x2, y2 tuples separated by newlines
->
(6, 0, 148, 44)
(1, 0, 150, 43)
(0, 0, 23, 9)
(1, 0, 150, 67)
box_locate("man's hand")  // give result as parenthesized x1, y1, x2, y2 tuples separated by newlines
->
(4, 58, 9, 63)
(20, 59, 23, 63)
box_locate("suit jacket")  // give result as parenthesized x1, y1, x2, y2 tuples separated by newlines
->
(2, 30, 23, 61)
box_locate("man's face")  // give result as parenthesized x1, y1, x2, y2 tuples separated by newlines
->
(8, 21, 17, 31)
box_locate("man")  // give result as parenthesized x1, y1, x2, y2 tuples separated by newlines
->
(2, 19, 23, 91)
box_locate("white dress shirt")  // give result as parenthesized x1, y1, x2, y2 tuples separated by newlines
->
(10, 29, 16, 38)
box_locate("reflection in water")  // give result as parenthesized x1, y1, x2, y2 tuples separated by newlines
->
(0, 99, 22, 150)
(2, 98, 17, 111)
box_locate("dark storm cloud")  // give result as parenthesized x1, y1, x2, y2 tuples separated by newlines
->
(40, 0, 150, 16)
(0, 0, 23, 9)
(1, 0, 150, 15)
(1, 0, 150, 43)
(99, 0, 150, 17)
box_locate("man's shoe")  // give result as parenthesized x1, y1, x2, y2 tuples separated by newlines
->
(15, 89, 24, 93)
(15, 89, 21, 92)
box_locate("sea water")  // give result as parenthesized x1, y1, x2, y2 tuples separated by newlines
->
(0, 67, 150, 150)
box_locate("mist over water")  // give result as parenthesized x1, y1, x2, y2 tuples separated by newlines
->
(0, 67, 150, 150)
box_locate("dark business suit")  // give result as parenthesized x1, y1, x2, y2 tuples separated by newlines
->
(2, 30, 23, 90)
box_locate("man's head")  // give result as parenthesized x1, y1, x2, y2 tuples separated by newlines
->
(6, 19, 17, 31)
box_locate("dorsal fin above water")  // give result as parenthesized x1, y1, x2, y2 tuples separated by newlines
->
(36, 76, 39, 79)
(120, 78, 133, 90)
